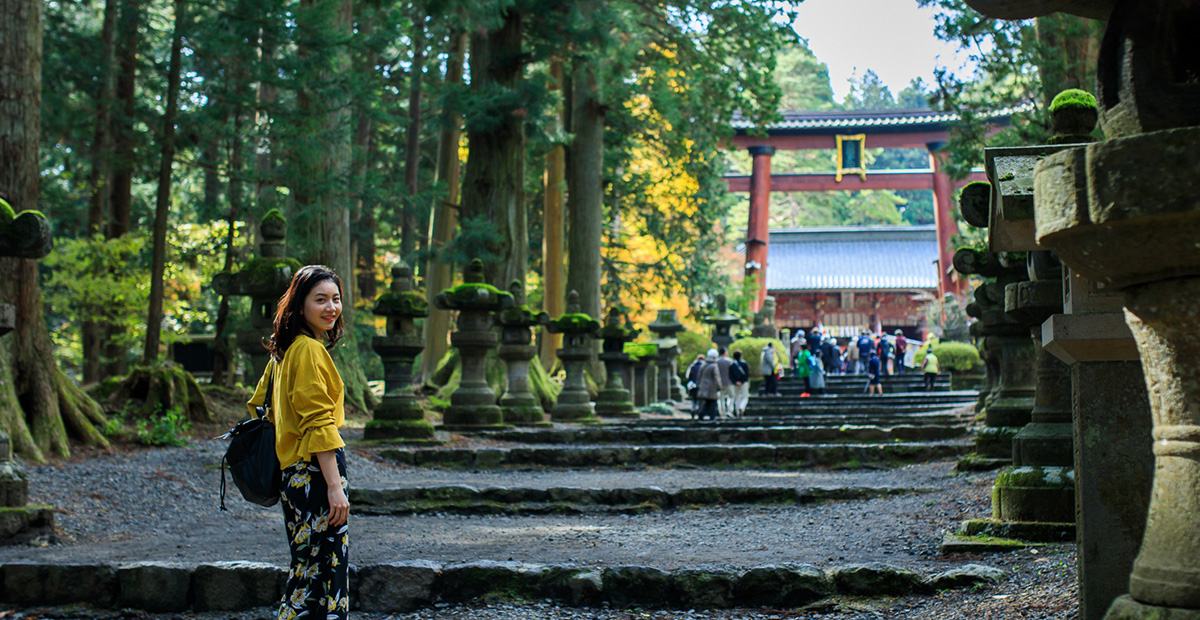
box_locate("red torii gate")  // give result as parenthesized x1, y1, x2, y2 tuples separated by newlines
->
(728, 107, 1021, 310)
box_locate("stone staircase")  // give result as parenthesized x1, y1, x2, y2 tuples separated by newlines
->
(744, 373, 978, 419)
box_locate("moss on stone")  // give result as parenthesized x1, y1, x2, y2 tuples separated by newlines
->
(995, 466, 1074, 488)
(0, 198, 14, 222)
(548, 312, 599, 334)
(1049, 89, 1098, 113)
(498, 305, 546, 326)
(623, 342, 658, 360)
(374, 291, 428, 317)
(261, 208, 287, 227)
(237, 256, 303, 287)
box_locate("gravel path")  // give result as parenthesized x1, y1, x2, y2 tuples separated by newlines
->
(0, 430, 1078, 618)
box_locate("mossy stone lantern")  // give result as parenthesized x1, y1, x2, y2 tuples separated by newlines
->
(0, 199, 56, 540)
(496, 281, 552, 426)
(211, 210, 302, 383)
(703, 293, 741, 349)
(647, 308, 687, 402)
(364, 262, 437, 442)
(594, 307, 639, 418)
(546, 290, 601, 423)
(434, 259, 513, 430)
(0, 199, 52, 337)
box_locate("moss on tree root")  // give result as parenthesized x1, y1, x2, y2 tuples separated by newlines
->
(113, 364, 212, 422)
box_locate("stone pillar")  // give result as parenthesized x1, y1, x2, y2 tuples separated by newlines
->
(1031, 48, 1200, 613)
(648, 309, 686, 403)
(630, 352, 655, 408)
(212, 211, 300, 384)
(703, 293, 741, 350)
(595, 308, 639, 418)
(496, 281, 551, 426)
(745, 146, 774, 312)
(1044, 270, 1152, 620)
(434, 259, 513, 431)
(364, 262, 435, 442)
(547, 291, 601, 423)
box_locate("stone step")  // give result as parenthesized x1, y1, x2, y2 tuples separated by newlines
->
(611, 411, 972, 427)
(750, 390, 978, 404)
(378, 441, 972, 470)
(473, 424, 967, 445)
(747, 404, 977, 418)
(0, 558, 1008, 613)
(350, 484, 929, 516)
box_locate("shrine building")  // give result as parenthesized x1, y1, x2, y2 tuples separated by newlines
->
(761, 225, 939, 340)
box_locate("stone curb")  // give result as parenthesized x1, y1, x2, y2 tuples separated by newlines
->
(476, 425, 967, 445)
(350, 485, 931, 516)
(0, 560, 1006, 612)
(378, 442, 971, 470)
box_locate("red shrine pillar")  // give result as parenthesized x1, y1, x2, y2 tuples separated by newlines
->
(928, 144, 962, 297)
(745, 146, 775, 312)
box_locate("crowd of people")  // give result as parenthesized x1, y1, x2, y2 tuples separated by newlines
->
(685, 326, 941, 415)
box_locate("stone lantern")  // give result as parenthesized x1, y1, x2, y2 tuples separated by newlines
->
(0, 200, 55, 539)
(434, 259, 513, 430)
(546, 291, 601, 423)
(363, 262, 435, 442)
(1031, 39, 1200, 616)
(702, 293, 741, 349)
(211, 210, 301, 383)
(594, 307, 639, 418)
(496, 281, 551, 426)
(647, 309, 687, 402)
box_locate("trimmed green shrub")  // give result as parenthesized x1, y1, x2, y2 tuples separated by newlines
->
(914, 340, 982, 373)
(728, 337, 788, 376)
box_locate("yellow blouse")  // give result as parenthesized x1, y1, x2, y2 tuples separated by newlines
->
(247, 334, 345, 469)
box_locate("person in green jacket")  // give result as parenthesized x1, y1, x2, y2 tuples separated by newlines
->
(794, 342, 814, 391)
(922, 347, 940, 391)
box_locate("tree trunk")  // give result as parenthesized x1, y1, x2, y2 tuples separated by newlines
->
(81, 0, 119, 385)
(459, 10, 527, 288)
(566, 63, 604, 322)
(400, 12, 426, 262)
(0, 0, 108, 461)
(143, 0, 186, 365)
(253, 31, 277, 232)
(211, 64, 248, 387)
(293, 0, 375, 414)
(420, 31, 466, 384)
(540, 58, 566, 369)
(104, 0, 141, 378)
(1034, 15, 1102, 109)
(351, 3, 377, 303)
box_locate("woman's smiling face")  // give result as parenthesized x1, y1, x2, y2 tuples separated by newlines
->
(303, 279, 342, 338)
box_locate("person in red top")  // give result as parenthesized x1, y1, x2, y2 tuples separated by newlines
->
(894, 329, 908, 374)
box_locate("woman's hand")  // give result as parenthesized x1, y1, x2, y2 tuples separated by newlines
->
(314, 450, 349, 527)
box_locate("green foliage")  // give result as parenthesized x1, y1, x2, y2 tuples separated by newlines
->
(103, 403, 191, 447)
(914, 340, 982, 373)
(727, 337, 787, 368)
(623, 342, 657, 361)
(675, 330, 712, 372)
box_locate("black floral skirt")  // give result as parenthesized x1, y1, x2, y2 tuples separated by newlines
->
(278, 449, 349, 620)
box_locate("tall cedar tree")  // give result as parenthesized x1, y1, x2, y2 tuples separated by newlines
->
(0, 0, 108, 461)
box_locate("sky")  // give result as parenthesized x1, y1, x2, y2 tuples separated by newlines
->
(789, 0, 977, 102)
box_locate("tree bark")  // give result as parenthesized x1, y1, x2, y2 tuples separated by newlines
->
(82, 0, 119, 384)
(0, 0, 108, 461)
(400, 12, 426, 261)
(143, 0, 186, 364)
(540, 58, 566, 369)
(420, 31, 466, 384)
(1034, 14, 1101, 109)
(459, 9, 527, 288)
(293, 0, 375, 413)
(211, 59, 248, 387)
(566, 62, 604, 322)
(103, 0, 142, 378)
(351, 2, 377, 303)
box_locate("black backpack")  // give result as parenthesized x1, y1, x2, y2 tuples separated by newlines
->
(729, 360, 749, 383)
(219, 363, 281, 509)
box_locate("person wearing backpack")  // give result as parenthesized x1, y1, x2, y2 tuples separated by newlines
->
(794, 342, 814, 391)
(247, 265, 350, 620)
(729, 349, 751, 416)
(806, 347, 826, 395)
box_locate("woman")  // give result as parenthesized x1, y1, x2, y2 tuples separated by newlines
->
(248, 265, 350, 620)
(695, 349, 724, 420)
(759, 344, 778, 396)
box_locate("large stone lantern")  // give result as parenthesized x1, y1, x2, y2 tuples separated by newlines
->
(496, 281, 551, 426)
(211, 210, 301, 382)
(702, 293, 741, 349)
(647, 309, 687, 402)
(364, 262, 435, 442)
(546, 291, 601, 423)
(434, 259, 513, 430)
(594, 307, 639, 418)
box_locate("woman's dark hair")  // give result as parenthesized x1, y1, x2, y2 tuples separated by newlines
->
(265, 265, 345, 360)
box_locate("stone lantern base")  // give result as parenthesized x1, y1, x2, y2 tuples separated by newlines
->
(0, 433, 53, 541)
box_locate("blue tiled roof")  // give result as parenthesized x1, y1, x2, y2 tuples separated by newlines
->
(764, 226, 939, 291)
(732, 103, 1035, 134)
